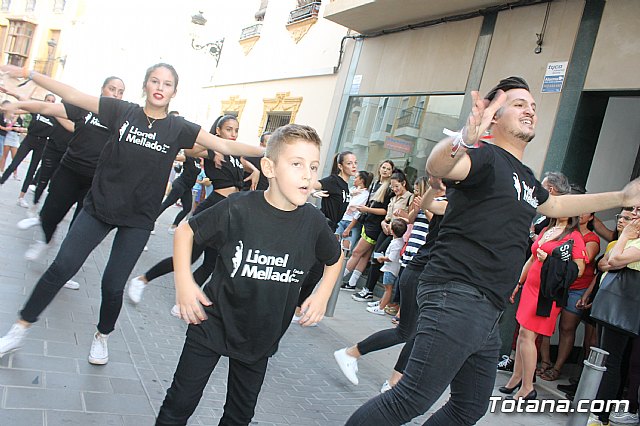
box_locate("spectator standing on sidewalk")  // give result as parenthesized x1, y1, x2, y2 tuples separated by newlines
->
(345, 76, 640, 425)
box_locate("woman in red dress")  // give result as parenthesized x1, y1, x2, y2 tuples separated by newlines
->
(501, 212, 587, 400)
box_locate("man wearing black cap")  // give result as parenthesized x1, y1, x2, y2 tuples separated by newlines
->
(345, 77, 640, 425)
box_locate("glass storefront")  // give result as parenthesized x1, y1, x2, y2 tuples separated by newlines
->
(335, 94, 464, 184)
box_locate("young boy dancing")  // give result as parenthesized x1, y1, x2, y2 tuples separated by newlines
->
(156, 124, 343, 425)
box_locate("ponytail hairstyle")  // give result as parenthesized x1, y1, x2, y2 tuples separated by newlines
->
(390, 170, 409, 192)
(547, 184, 580, 242)
(357, 170, 373, 189)
(209, 114, 238, 136)
(413, 176, 429, 197)
(331, 150, 354, 175)
(370, 160, 395, 203)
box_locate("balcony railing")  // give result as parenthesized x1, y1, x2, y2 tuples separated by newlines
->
(396, 106, 424, 129)
(33, 59, 54, 76)
(240, 23, 262, 40)
(287, 1, 321, 24)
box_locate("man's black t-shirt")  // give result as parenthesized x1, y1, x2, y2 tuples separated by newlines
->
(26, 113, 55, 139)
(188, 191, 341, 363)
(174, 156, 199, 188)
(47, 118, 74, 154)
(421, 143, 549, 309)
(242, 155, 269, 191)
(204, 150, 244, 190)
(319, 174, 350, 231)
(83, 97, 200, 229)
(61, 101, 112, 176)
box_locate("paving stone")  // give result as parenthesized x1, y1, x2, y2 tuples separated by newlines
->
(78, 361, 138, 379)
(5, 387, 83, 410)
(109, 377, 146, 395)
(0, 408, 44, 425)
(10, 353, 78, 373)
(0, 368, 43, 387)
(84, 392, 155, 416)
(45, 371, 113, 392)
(46, 410, 125, 426)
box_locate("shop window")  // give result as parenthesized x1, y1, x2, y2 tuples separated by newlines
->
(5, 20, 35, 67)
(335, 94, 464, 183)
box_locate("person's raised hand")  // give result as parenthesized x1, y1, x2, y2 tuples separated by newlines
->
(461, 90, 507, 147)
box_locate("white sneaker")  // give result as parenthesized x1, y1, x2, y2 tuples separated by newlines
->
(367, 300, 380, 307)
(170, 305, 181, 318)
(28, 184, 36, 193)
(0, 323, 29, 357)
(88, 332, 109, 365)
(143, 245, 148, 252)
(127, 277, 147, 304)
(586, 415, 606, 426)
(610, 410, 639, 424)
(25, 240, 49, 261)
(334, 348, 359, 385)
(366, 306, 386, 315)
(167, 226, 176, 235)
(63, 280, 80, 290)
(17, 197, 29, 208)
(380, 380, 392, 393)
(17, 217, 40, 230)
(150, 230, 156, 235)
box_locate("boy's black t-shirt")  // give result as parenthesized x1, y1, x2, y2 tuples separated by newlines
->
(188, 191, 341, 363)
(47, 118, 74, 154)
(420, 143, 549, 309)
(204, 150, 244, 190)
(83, 97, 200, 229)
(319, 174, 350, 231)
(26, 113, 55, 139)
(61, 101, 112, 176)
(242, 155, 269, 191)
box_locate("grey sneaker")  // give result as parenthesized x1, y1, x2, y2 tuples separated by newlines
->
(0, 323, 29, 357)
(610, 410, 639, 424)
(88, 332, 109, 365)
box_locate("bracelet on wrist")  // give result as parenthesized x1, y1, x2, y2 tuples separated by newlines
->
(18, 70, 35, 87)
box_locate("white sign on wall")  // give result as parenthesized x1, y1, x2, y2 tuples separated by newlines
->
(541, 61, 568, 93)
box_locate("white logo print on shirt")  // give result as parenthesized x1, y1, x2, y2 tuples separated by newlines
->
(233, 243, 304, 283)
(513, 172, 539, 208)
(230, 240, 244, 278)
(121, 125, 170, 154)
(84, 112, 108, 129)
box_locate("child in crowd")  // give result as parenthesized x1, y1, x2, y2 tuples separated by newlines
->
(155, 124, 343, 425)
(367, 219, 407, 315)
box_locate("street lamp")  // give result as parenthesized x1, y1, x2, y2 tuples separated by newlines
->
(46, 38, 57, 75)
(190, 11, 225, 66)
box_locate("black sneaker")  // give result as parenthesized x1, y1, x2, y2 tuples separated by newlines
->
(497, 355, 514, 372)
(340, 282, 357, 291)
(352, 289, 373, 302)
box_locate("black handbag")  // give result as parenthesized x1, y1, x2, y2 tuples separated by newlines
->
(590, 267, 640, 336)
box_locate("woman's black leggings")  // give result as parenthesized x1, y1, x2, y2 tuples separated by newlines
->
(20, 209, 149, 334)
(39, 164, 93, 243)
(364, 234, 392, 292)
(32, 147, 65, 205)
(145, 191, 225, 284)
(158, 181, 193, 226)
(357, 266, 419, 373)
(0, 135, 45, 192)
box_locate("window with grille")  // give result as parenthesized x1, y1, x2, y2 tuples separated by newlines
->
(223, 111, 239, 118)
(25, 0, 35, 12)
(53, 0, 65, 12)
(5, 20, 35, 67)
(1, 0, 11, 12)
(264, 112, 291, 133)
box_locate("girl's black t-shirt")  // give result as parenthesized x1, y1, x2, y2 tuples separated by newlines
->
(319, 174, 350, 231)
(174, 156, 199, 188)
(83, 97, 200, 230)
(26, 113, 55, 139)
(187, 191, 341, 363)
(61, 101, 112, 176)
(242, 155, 269, 191)
(363, 181, 393, 239)
(205, 150, 244, 191)
(0, 112, 6, 137)
(47, 118, 74, 154)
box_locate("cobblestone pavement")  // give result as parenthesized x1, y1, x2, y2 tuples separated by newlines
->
(0, 167, 573, 425)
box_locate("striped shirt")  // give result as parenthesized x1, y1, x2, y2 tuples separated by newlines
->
(400, 210, 429, 267)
